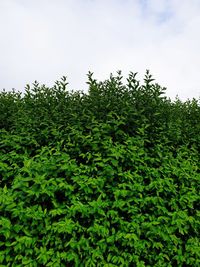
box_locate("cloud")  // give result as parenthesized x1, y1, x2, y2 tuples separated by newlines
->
(0, 0, 199, 100)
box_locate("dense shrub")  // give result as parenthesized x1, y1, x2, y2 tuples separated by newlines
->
(0, 71, 200, 266)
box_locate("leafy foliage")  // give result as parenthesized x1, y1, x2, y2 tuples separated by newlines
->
(0, 71, 200, 266)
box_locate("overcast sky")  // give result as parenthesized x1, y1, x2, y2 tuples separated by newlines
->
(0, 0, 200, 101)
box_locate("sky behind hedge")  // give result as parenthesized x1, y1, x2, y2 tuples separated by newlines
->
(0, 0, 200, 100)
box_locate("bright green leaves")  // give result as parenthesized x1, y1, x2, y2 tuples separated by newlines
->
(52, 218, 76, 234)
(0, 217, 11, 239)
(0, 143, 199, 266)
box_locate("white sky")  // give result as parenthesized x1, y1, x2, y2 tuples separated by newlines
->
(0, 0, 200, 101)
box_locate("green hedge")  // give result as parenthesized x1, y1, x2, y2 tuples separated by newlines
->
(0, 71, 200, 266)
